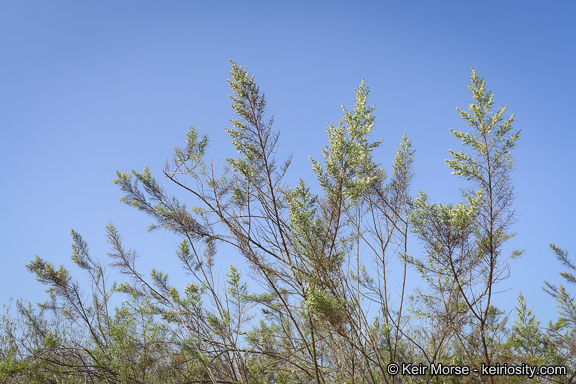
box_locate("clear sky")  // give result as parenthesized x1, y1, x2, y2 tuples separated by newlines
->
(1, 1, 575, 324)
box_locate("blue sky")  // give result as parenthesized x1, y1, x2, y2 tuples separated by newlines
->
(1, 1, 575, 324)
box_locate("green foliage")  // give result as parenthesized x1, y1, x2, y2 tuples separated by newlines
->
(447, 68, 519, 182)
(4, 62, 574, 383)
(405, 67, 524, 380)
(311, 79, 383, 203)
(506, 292, 547, 366)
